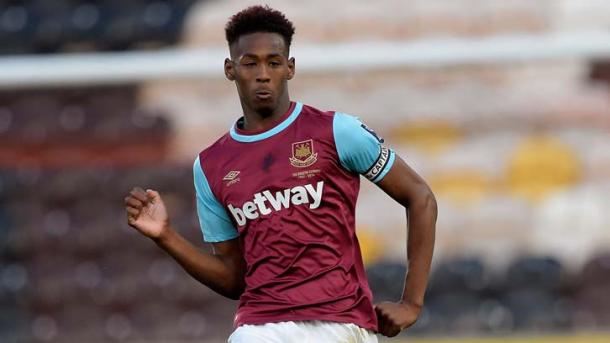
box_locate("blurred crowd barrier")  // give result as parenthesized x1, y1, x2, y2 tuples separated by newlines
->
(1, 0, 610, 342)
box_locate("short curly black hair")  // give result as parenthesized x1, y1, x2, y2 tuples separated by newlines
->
(225, 5, 295, 53)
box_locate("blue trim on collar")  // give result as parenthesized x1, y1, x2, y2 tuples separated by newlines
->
(229, 102, 303, 143)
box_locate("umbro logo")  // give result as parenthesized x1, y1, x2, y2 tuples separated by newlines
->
(223, 171, 240, 187)
(223, 171, 240, 181)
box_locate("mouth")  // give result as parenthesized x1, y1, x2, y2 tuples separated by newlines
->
(255, 90, 272, 100)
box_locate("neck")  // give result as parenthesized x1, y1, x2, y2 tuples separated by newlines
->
(241, 95, 291, 131)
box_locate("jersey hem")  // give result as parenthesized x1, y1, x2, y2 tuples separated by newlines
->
(202, 232, 239, 243)
(235, 314, 378, 333)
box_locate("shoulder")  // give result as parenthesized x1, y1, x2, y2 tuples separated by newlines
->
(332, 111, 360, 130)
(298, 103, 361, 130)
(193, 132, 235, 180)
(299, 102, 337, 123)
(197, 132, 232, 162)
(297, 103, 371, 144)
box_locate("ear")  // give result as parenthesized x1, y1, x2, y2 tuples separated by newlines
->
(224, 58, 235, 81)
(287, 57, 295, 80)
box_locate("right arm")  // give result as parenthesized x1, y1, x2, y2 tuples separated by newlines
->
(124, 188, 246, 299)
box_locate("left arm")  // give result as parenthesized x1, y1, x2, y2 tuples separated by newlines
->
(330, 112, 437, 336)
(374, 154, 438, 337)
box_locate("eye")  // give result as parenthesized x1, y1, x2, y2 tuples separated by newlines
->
(243, 62, 256, 67)
(269, 61, 282, 67)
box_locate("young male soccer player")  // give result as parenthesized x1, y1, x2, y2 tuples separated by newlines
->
(124, 5, 437, 342)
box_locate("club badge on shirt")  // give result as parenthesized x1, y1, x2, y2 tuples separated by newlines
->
(289, 139, 318, 168)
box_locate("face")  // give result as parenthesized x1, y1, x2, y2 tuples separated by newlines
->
(225, 32, 295, 117)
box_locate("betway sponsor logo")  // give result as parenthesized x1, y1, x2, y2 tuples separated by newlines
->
(228, 181, 324, 226)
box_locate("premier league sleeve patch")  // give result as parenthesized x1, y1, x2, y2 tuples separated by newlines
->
(360, 123, 384, 143)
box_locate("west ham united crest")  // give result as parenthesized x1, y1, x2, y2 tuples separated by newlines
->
(289, 139, 318, 168)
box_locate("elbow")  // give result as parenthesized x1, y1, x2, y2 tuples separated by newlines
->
(213, 253, 246, 300)
(226, 292, 241, 301)
(216, 284, 243, 300)
(205, 271, 245, 300)
(426, 187, 438, 220)
(411, 185, 438, 220)
(225, 283, 246, 300)
(221, 271, 246, 300)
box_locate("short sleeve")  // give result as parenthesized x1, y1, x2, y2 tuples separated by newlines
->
(193, 156, 239, 242)
(333, 112, 396, 183)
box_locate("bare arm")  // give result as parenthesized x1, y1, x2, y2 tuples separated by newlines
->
(124, 188, 246, 299)
(154, 229, 246, 299)
(373, 155, 438, 337)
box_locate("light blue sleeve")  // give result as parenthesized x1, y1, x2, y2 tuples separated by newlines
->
(333, 112, 396, 183)
(193, 156, 239, 242)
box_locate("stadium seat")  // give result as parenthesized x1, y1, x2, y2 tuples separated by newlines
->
(0, 107, 14, 138)
(0, 3, 37, 54)
(29, 0, 70, 53)
(428, 257, 489, 295)
(424, 257, 493, 333)
(501, 256, 573, 330)
(501, 288, 565, 330)
(575, 253, 610, 326)
(63, 1, 105, 52)
(506, 135, 581, 202)
(505, 256, 564, 291)
(30, 314, 60, 341)
(134, 1, 180, 47)
(427, 291, 484, 333)
(57, 303, 103, 339)
(365, 261, 406, 302)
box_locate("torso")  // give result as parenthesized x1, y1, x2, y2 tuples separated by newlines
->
(198, 102, 378, 331)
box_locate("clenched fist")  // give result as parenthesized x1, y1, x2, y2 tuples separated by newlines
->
(124, 187, 170, 240)
(375, 301, 421, 337)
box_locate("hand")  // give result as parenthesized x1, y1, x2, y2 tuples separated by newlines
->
(124, 187, 170, 240)
(374, 301, 421, 337)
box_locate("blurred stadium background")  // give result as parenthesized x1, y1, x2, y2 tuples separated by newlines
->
(1, 0, 610, 342)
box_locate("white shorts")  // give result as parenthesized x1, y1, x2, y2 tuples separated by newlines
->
(228, 320, 379, 343)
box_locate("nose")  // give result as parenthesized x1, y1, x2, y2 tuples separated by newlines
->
(256, 65, 270, 83)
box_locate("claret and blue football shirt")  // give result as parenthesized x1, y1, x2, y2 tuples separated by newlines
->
(193, 101, 395, 331)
